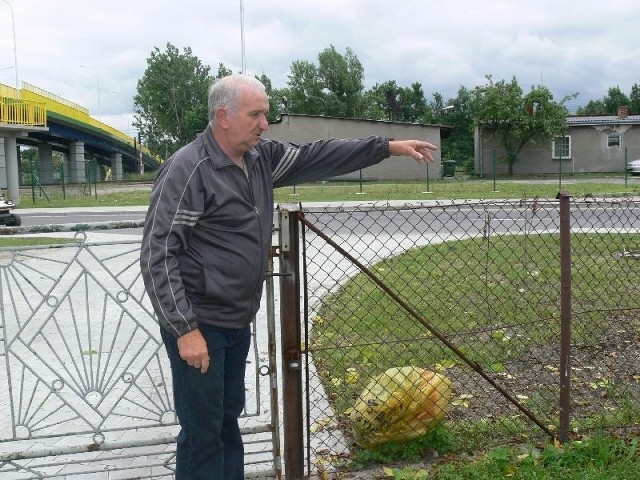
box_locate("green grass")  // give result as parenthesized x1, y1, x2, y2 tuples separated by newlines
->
(19, 189, 152, 208)
(311, 233, 640, 419)
(0, 236, 75, 247)
(275, 178, 640, 203)
(311, 232, 640, 475)
(419, 435, 640, 480)
(15, 174, 640, 209)
(345, 431, 640, 479)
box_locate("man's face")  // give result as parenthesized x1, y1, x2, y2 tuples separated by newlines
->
(224, 85, 270, 153)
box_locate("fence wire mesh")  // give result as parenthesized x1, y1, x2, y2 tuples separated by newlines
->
(297, 197, 640, 474)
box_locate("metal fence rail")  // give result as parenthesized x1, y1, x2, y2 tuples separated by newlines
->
(287, 197, 640, 477)
(0, 228, 280, 479)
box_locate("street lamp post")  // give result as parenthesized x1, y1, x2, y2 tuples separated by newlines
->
(80, 65, 101, 121)
(240, 0, 246, 74)
(1, 0, 19, 94)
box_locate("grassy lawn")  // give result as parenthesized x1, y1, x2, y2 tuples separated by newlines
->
(0, 236, 75, 247)
(14, 174, 640, 209)
(274, 177, 640, 203)
(374, 434, 640, 479)
(311, 230, 640, 477)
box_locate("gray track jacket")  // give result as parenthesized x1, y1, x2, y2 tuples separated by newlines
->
(140, 127, 390, 338)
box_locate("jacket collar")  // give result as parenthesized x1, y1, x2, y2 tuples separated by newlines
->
(201, 126, 259, 171)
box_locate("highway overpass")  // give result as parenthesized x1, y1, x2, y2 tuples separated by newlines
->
(0, 82, 157, 205)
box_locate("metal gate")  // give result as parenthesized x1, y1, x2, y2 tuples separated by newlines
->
(0, 224, 281, 479)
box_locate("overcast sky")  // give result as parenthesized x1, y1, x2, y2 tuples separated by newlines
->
(1, 0, 639, 137)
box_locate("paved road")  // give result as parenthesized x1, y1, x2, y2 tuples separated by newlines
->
(16, 206, 148, 227)
(14, 196, 640, 237)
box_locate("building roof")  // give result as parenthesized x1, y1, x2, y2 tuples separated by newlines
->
(567, 114, 640, 126)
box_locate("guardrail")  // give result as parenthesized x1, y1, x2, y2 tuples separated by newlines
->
(0, 96, 47, 127)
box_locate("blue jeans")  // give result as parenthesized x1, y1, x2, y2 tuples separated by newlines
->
(161, 324, 251, 480)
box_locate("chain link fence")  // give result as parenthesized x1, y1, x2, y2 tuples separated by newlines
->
(291, 197, 640, 475)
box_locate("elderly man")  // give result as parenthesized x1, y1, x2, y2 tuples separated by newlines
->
(140, 73, 437, 479)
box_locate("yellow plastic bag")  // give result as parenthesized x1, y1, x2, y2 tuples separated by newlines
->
(349, 366, 452, 448)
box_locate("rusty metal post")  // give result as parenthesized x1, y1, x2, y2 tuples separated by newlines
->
(278, 205, 304, 479)
(266, 247, 283, 479)
(558, 192, 572, 443)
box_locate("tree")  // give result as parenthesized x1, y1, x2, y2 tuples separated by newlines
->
(399, 82, 428, 123)
(133, 43, 212, 158)
(286, 45, 366, 118)
(254, 73, 286, 122)
(360, 80, 430, 123)
(215, 63, 233, 80)
(317, 46, 365, 118)
(286, 60, 324, 115)
(361, 81, 400, 121)
(603, 86, 630, 114)
(631, 83, 640, 115)
(576, 85, 636, 115)
(439, 86, 475, 167)
(472, 76, 574, 175)
(576, 99, 607, 115)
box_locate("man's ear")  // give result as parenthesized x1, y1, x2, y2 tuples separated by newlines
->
(215, 107, 228, 129)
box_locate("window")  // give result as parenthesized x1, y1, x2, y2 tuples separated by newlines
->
(552, 136, 571, 159)
(608, 133, 621, 148)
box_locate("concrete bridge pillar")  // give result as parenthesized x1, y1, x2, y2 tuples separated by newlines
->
(68, 141, 86, 183)
(111, 152, 122, 181)
(0, 135, 21, 205)
(0, 137, 6, 190)
(60, 151, 68, 183)
(38, 143, 54, 184)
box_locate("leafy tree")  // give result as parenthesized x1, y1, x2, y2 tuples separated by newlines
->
(399, 82, 428, 123)
(427, 92, 448, 122)
(630, 83, 640, 115)
(286, 60, 324, 115)
(19, 147, 37, 183)
(215, 63, 233, 79)
(576, 99, 607, 115)
(286, 45, 366, 118)
(317, 45, 365, 118)
(133, 43, 212, 158)
(361, 80, 400, 121)
(472, 75, 574, 175)
(439, 86, 475, 166)
(603, 86, 630, 114)
(255, 73, 286, 122)
(576, 85, 637, 115)
(360, 81, 429, 123)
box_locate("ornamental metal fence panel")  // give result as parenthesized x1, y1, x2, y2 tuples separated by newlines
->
(0, 225, 281, 479)
(280, 197, 640, 477)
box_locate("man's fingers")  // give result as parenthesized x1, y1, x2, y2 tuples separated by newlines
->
(418, 141, 438, 151)
(185, 356, 210, 374)
(200, 356, 210, 374)
(419, 148, 435, 163)
(177, 329, 210, 373)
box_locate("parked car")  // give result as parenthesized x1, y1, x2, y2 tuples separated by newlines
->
(626, 158, 640, 175)
(0, 197, 20, 226)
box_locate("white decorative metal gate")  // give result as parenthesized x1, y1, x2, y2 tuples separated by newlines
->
(0, 227, 280, 479)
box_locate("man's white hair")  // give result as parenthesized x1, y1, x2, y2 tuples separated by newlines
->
(208, 74, 267, 126)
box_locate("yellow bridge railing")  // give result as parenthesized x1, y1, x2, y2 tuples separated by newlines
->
(1, 82, 155, 161)
(20, 83, 154, 157)
(0, 85, 47, 127)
